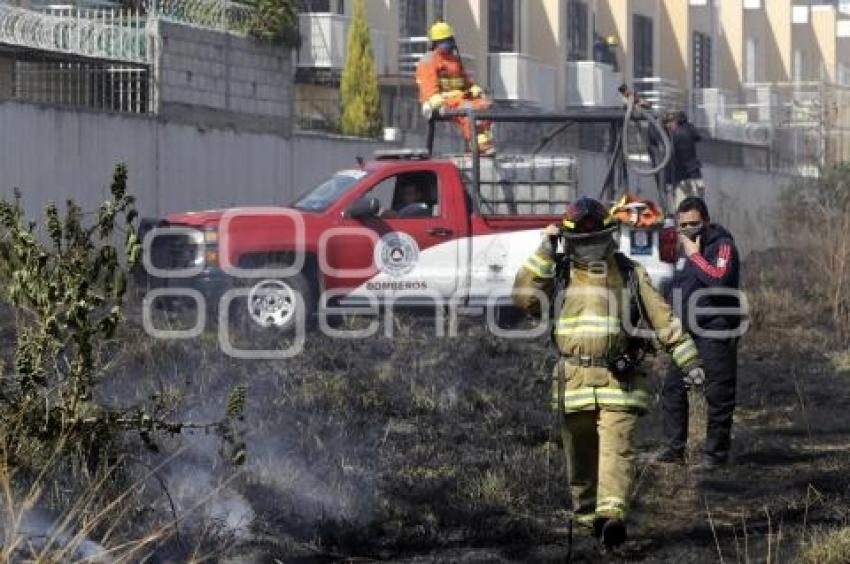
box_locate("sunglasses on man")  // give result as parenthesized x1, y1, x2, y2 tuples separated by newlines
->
(677, 221, 703, 230)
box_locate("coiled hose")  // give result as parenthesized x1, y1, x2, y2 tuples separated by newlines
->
(599, 92, 674, 205)
(621, 93, 673, 176)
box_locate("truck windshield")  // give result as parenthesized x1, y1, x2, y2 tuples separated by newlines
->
(292, 170, 369, 212)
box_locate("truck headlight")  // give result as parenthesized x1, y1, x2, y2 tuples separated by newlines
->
(190, 229, 218, 266)
(189, 229, 218, 244)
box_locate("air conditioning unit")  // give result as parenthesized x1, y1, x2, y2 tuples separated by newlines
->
(383, 127, 401, 142)
(566, 62, 622, 107)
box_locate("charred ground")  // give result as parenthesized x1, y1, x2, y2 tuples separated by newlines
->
(2, 246, 849, 563)
(124, 247, 850, 561)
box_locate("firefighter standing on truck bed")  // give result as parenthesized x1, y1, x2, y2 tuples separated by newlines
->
(512, 197, 704, 550)
(416, 21, 494, 155)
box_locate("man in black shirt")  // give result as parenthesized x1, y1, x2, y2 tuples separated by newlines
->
(657, 197, 742, 469)
(663, 111, 705, 207)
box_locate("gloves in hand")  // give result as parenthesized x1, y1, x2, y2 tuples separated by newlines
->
(539, 224, 560, 256)
(421, 102, 436, 119)
(683, 367, 706, 388)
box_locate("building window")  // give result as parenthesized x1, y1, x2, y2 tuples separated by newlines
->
(745, 36, 759, 83)
(399, 0, 444, 38)
(567, 0, 589, 61)
(400, 0, 429, 38)
(303, 0, 329, 12)
(792, 5, 809, 24)
(692, 31, 711, 88)
(489, 0, 517, 53)
(432, 0, 444, 22)
(839, 63, 850, 86)
(302, 0, 345, 14)
(304, 0, 328, 12)
(632, 14, 653, 78)
(793, 48, 809, 82)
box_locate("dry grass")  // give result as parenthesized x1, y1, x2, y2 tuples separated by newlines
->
(798, 525, 850, 564)
(0, 444, 167, 562)
(2, 227, 850, 562)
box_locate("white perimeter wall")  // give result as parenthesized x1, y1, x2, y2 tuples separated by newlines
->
(1, 101, 790, 255)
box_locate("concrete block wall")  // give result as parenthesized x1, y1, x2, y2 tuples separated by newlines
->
(0, 54, 14, 100)
(153, 20, 294, 134)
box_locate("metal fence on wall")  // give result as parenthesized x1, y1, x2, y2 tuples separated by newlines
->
(0, 3, 154, 114)
(690, 81, 850, 173)
(14, 59, 151, 114)
(0, 4, 152, 63)
(145, 0, 254, 34)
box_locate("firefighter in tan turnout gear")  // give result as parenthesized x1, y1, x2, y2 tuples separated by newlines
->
(512, 197, 704, 549)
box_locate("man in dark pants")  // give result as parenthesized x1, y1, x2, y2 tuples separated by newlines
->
(657, 197, 741, 469)
(663, 111, 705, 208)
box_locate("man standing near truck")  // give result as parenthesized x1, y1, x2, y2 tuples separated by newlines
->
(512, 197, 704, 550)
(416, 21, 494, 155)
(663, 111, 705, 207)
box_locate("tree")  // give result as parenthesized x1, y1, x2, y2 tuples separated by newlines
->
(339, 0, 382, 137)
(246, 0, 300, 46)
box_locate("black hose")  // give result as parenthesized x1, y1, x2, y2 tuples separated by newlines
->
(598, 127, 623, 200)
(533, 121, 576, 156)
(621, 94, 672, 176)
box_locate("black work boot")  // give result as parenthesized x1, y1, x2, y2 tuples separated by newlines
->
(598, 518, 627, 549)
(593, 517, 606, 539)
(693, 453, 727, 471)
(654, 446, 685, 464)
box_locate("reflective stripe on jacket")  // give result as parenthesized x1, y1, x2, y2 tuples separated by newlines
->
(513, 243, 700, 413)
(415, 49, 475, 103)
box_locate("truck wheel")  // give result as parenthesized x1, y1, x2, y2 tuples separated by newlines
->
(494, 305, 524, 329)
(232, 272, 316, 333)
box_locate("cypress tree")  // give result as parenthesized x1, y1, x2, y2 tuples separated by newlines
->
(340, 0, 382, 137)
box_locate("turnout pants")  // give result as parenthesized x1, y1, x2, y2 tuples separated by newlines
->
(443, 95, 493, 151)
(660, 337, 738, 461)
(560, 408, 638, 526)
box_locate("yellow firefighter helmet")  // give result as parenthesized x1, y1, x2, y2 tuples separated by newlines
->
(429, 21, 455, 42)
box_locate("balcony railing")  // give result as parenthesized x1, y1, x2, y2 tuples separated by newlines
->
(398, 36, 476, 79)
(565, 61, 622, 107)
(487, 53, 556, 110)
(632, 77, 684, 110)
(690, 87, 732, 130)
(297, 13, 387, 75)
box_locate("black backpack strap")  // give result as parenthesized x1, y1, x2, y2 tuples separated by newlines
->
(613, 252, 652, 332)
(549, 252, 571, 347)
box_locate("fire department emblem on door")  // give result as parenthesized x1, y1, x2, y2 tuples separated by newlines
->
(375, 232, 419, 277)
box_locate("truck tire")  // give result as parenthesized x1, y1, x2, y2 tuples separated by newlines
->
(494, 305, 524, 329)
(230, 272, 316, 334)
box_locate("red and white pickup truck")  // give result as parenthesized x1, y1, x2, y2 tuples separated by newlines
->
(141, 149, 677, 331)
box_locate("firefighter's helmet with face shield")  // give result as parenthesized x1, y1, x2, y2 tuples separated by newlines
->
(562, 197, 618, 263)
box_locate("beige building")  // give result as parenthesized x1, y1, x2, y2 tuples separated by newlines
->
(294, 1, 850, 132)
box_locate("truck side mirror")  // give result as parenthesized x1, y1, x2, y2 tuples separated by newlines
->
(345, 197, 380, 219)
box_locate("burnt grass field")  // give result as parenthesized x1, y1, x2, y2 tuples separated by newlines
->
(3, 248, 850, 563)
